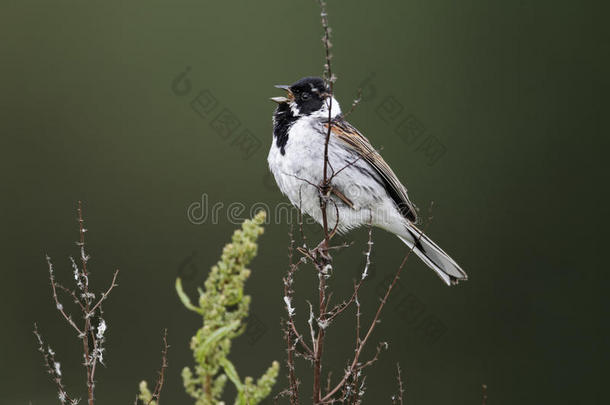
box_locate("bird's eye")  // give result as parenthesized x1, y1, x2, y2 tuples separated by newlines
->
(301, 93, 310, 100)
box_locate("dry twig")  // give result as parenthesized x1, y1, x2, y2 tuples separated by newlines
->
(343, 88, 362, 119)
(35, 202, 120, 405)
(33, 324, 79, 405)
(391, 363, 405, 405)
(147, 330, 169, 405)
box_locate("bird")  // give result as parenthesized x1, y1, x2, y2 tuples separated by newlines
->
(267, 76, 467, 285)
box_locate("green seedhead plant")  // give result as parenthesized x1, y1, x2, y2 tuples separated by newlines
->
(168, 211, 278, 405)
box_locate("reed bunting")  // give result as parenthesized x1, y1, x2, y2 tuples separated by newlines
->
(268, 77, 467, 285)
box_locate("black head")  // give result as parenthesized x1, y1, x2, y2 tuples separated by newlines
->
(272, 77, 329, 116)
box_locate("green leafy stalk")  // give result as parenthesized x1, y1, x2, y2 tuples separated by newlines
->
(144, 211, 278, 405)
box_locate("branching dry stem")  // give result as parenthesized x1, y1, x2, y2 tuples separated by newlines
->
(36, 202, 122, 405)
(278, 2, 429, 403)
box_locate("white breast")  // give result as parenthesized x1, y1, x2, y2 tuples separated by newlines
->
(268, 116, 406, 235)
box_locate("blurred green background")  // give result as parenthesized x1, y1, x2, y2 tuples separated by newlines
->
(1, 0, 606, 403)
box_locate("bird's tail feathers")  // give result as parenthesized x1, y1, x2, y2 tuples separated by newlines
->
(397, 223, 467, 286)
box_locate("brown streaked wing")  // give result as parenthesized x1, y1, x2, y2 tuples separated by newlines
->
(324, 119, 418, 222)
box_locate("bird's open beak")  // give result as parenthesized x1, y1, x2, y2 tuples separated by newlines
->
(271, 85, 294, 104)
